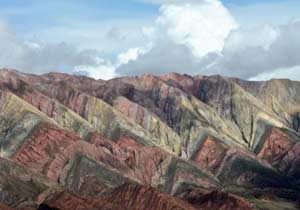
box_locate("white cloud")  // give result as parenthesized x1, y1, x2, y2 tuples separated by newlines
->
(117, 0, 237, 76)
(117, 40, 200, 76)
(156, 0, 237, 57)
(200, 20, 300, 79)
(119, 1, 300, 81)
(117, 47, 148, 65)
(0, 18, 151, 80)
(75, 46, 148, 80)
(74, 58, 116, 80)
(28, 19, 153, 56)
(1, 0, 300, 81)
(0, 20, 103, 75)
(250, 65, 300, 81)
(224, 25, 279, 52)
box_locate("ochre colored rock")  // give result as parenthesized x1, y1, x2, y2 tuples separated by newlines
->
(116, 136, 168, 184)
(103, 183, 197, 210)
(1, 69, 300, 210)
(257, 128, 295, 165)
(193, 137, 228, 174)
(185, 190, 254, 210)
(89, 133, 169, 185)
(12, 123, 80, 181)
(113, 96, 182, 155)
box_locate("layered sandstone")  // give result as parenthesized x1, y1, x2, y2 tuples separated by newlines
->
(0, 69, 300, 210)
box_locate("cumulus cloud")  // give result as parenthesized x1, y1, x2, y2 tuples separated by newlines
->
(118, 40, 200, 76)
(250, 65, 300, 81)
(0, 18, 152, 80)
(156, 0, 237, 57)
(0, 19, 128, 80)
(117, 0, 237, 76)
(200, 20, 300, 79)
(117, 47, 148, 65)
(74, 58, 116, 80)
(74, 46, 149, 79)
(0, 20, 100, 75)
(118, 1, 300, 81)
(1, 0, 300, 81)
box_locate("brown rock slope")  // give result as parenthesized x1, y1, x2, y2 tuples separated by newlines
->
(1, 69, 300, 210)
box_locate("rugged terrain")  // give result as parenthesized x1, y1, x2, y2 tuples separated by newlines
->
(0, 69, 300, 210)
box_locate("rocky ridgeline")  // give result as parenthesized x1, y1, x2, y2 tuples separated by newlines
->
(0, 69, 300, 210)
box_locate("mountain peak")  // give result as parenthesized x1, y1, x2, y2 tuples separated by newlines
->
(0, 70, 300, 209)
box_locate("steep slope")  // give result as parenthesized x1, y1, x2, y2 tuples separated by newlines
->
(0, 69, 300, 210)
(113, 96, 182, 155)
(0, 88, 59, 157)
(102, 183, 198, 210)
(10, 118, 221, 196)
(159, 73, 300, 179)
(42, 72, 244, 153)
(0, 156, 204, 210)
(113, 74, 245, 156)
(0, 90, 220, 202)
(0, 70, 95, 139)
(0, 70, 180, 154)
(0, 157, 52, 209)
(162, 74, 293, 147)
(188, 76, 300, 182)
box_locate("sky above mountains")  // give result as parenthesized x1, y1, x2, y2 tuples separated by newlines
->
(0, 0, 300, 80)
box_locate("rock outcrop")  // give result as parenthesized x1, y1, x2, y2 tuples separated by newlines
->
(0, 69, 300, 210)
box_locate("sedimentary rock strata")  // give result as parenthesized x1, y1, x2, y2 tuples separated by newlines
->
(1, 69, 300, 209)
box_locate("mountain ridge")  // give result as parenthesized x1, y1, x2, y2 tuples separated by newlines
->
(0, 68, 300, 210)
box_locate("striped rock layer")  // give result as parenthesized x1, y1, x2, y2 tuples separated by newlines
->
(0, 69, 300, 210)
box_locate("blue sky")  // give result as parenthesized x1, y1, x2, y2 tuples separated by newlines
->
(0, 0, 300, 80)
(1, 0, 299, 35)
(0, 1, 296, 23)
(0, 0, 157, 30)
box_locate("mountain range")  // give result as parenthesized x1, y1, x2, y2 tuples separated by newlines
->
(0, 69, 300, 210)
